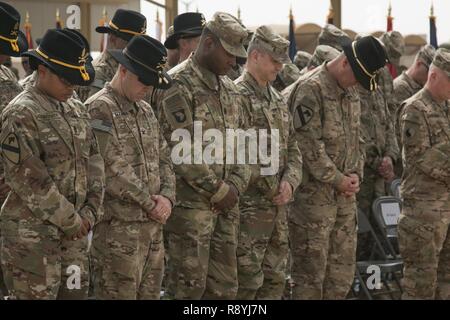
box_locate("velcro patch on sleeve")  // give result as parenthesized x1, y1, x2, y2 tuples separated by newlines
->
(163, 91, 193, 129)
(1, 132, 20, 164)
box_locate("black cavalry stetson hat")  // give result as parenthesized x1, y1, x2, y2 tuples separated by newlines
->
(96, 9, 146, 42)
(341, 35, 388, 91)
(23, 29, 95, 86)
(0, 1, 28, 57)
(109, 35, 172, 89)
(164, 12, 206, 49)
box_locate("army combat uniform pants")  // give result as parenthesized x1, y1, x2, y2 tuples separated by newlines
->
(164, 206, 239, 300)
(236, 203, 288, 300)
(288, 181, 357, 299)
(0, 219, 89, 299)
(398, 199, 450, 299)
(91, 218, 164, 300)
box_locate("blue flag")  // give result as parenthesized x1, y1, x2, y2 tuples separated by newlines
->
(288, 12, 297, 62)
(430, 16, 438, 48)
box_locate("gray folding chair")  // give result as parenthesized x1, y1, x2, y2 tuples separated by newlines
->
(372, 196, 402, 258)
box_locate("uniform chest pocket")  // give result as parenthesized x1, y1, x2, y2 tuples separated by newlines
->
(112, 114, 144, 164)
(194, 96, 219, 131)
(69, 116, 92, 160)
(429, 117, 450, 146)
(139, 115, 160, 161)
(322, 100, 345, 140)
(37, 114, 75, 159)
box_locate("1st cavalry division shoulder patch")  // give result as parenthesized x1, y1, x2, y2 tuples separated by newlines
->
(1, 133, 20, 164)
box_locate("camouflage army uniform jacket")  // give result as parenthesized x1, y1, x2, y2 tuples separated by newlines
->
(283, 63, 364, 188)
(235, 70, 302, 206)
(0, 86, 105, 237)
(77, 50, 118, 102)
(0, 64, 22, 112)
(400, 88, 450, 202)
(393, 71, 422, 144)
(158, 56, 251, 209)
(358, 85, 399, 171)
(86, 83, 176, 222)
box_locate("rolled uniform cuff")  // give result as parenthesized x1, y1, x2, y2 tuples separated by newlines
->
(225, 175, 246, 195)
(210, 182, 230, 204)
(79, 206, 97, 229)
(332, 171, 345, 189)
(281, 174, 301, 194)
(160, 191, 176, 208)
(58, 213, 82, 237)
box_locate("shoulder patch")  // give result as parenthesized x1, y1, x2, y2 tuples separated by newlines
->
(293, 105, 314, 130)
(163, 91, 193, 129)
(1, 133, 20, 164)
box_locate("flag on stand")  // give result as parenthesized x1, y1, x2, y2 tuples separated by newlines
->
(288, 6, 297, 62)
(327, 1, 334, 25)
(429, 3, 438, 48)
(99, 7, 108, 52)
(155, 10, 162, 41)
(387, 1, 393, 31)
(24, 11, 33, 49)
(56, 9, 63, 29)
(386, 2, 397, 78)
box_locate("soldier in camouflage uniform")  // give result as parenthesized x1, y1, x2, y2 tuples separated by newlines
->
(356, 74, 399, 260)
(157, 12, 251, 299)
(0, 2, 28, 297)
(398, 49, 450, 299)
(86, 35, 176, 300)
(283, 36, 387, 299)
(77, 9, 147, 102)
(0, 29, 104, 299)
(392, 45, 435, 176)
(234, 26, 302, 300)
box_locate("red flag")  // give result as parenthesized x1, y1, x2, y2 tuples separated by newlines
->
(99, 7, 108, 52)
(56, 9, 63, 29)
(386, 2, 397, 78)
(24, 11, 33, 49)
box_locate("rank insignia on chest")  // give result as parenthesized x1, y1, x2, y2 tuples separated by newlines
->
(293, 105, 314, 130)
(1, 133, 20, 164)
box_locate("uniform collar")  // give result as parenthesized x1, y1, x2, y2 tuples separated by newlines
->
(190, 54, 219, 91)
(321, 62, 349, 96)
(31, 85, 74, 114)
(242, 69, 272, 101)
(105, 82, 138, 114)
(402, 71, 422, 92)
(421, 87, 448, 110)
